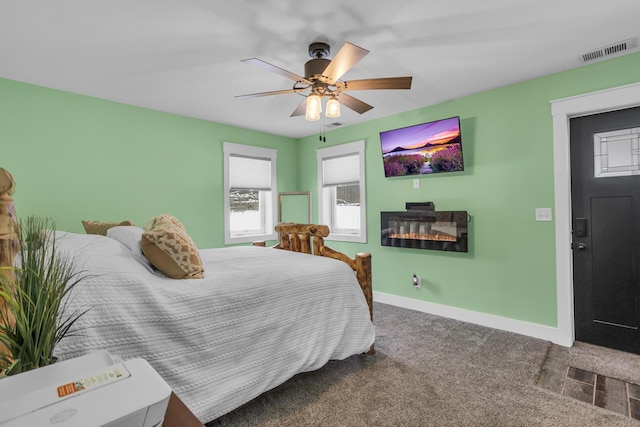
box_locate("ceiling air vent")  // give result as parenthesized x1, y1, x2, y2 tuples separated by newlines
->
(326, 122, 344, 128)
(580, 38, 637, 63)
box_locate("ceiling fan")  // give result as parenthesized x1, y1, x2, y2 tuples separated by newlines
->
(236, 42, 412, 121)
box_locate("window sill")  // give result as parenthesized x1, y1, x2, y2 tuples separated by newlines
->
(225, 232, 277, 245)
(326, 233, 366, 243)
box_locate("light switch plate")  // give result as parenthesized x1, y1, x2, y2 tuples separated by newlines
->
(535, 208, 552, 222)
(413, 179, 420, 189)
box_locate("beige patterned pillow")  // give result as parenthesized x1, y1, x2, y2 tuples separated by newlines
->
(144, 214, 185, 232)
(82, 220, 136, 236)
(141, 216, 203, 279)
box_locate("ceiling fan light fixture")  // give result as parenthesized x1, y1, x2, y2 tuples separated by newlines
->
(325, 96, 341, 118)
(239, 42, 412, 121)
(305, 93, 322, 121)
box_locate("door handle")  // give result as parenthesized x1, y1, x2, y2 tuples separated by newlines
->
(577, 243, 587, 251)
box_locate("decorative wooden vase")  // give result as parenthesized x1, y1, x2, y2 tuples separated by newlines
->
(0, 168, 18, 364)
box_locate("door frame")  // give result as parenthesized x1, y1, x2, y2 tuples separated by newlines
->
(551, 82, 640, 347)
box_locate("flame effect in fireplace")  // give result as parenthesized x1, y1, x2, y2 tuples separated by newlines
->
(388, 220, 458, 242)
(389, 232, 457, 242)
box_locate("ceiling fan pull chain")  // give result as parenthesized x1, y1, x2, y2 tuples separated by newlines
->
(318, 120, 325, 143)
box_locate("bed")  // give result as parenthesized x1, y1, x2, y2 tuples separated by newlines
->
(49, 223, 375, 423)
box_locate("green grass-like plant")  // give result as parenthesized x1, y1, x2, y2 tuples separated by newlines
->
(0, 216, 88, 376)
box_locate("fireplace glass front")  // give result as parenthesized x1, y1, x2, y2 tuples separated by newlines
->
(381, 210, 468, 252)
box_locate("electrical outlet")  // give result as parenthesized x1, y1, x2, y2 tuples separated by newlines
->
(412, 274, 422, 288)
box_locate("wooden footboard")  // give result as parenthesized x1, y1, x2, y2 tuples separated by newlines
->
(254, 223, 375, 355)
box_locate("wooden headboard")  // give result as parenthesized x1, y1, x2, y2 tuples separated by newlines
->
(254, 223, 374, 354)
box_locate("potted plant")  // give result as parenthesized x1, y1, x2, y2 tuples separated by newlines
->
(0, 216, 87, 376)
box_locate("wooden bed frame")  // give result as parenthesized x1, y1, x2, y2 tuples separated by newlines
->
(254, 223, 375, 355)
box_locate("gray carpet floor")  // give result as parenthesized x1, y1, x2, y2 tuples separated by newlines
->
(207, 302, 640, 426)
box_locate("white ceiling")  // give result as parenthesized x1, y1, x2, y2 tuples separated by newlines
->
(1, 0, 639, 139)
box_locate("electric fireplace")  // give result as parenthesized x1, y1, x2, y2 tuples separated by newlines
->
(381, 206, 468, 252)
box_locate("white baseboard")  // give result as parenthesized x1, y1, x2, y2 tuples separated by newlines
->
(373, 291, 563, 345)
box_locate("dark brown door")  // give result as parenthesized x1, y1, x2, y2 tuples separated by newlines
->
(570, 106, 640, 354)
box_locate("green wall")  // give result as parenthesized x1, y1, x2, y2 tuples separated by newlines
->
(0, 79, 298, 248)
(297, 51, 640, 327)
(1, 51, 639, 329)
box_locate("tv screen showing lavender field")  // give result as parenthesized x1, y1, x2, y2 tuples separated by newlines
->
(379, 116, 463, 177)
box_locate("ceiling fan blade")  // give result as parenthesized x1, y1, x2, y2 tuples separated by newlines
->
(321, 42, 369, 84)
(337, 93, 374, 114)
(343, 77, 413, 91)
(236, 88, 306, 99)
(241, 58, 312, 84)
(291, 98, 307, 117)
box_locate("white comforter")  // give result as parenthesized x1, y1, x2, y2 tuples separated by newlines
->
(53, 232, 375, 422)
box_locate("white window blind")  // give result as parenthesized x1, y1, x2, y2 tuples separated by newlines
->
(229, 155, 271, 190)
(322, 154, 359, 187)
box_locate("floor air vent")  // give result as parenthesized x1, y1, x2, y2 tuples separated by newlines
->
(581, 38, 637, 63)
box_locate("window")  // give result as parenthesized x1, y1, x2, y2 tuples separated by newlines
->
(223, 142, 277, 244)
(317, 140, 367, 243)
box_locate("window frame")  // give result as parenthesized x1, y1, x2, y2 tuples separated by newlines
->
(223, 142, 277, 244)
(316, 140, 367, 243)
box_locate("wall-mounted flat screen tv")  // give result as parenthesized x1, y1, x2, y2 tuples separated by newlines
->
(379, 116, 463, 178)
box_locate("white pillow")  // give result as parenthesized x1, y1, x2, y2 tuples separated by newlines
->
(107, 226, 164, 275)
